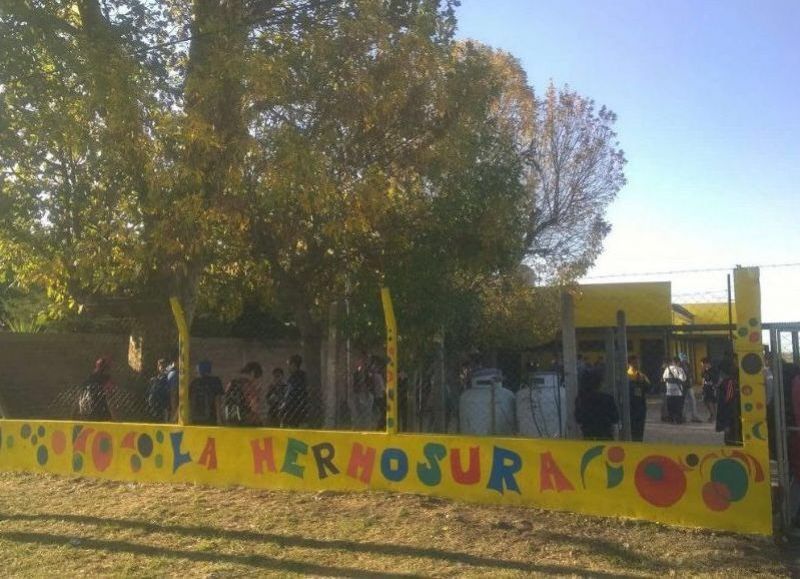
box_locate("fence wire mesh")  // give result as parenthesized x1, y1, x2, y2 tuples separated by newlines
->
(0, 268, 783, 447)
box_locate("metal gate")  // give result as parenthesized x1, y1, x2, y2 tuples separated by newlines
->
(767, 323, 800, 533)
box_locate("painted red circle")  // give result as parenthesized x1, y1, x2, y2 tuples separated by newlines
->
(51, 431, 66, 455)
(756, 402, 764, 410)
(607, 446, 625, 463)
(634, 456, 687, 507)
(702, 481, 731, 511)
(742, 386, 753, 396)
(91, 432, 113, 472)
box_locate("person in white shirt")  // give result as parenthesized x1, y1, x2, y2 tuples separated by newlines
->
(663, 357, 687, 424)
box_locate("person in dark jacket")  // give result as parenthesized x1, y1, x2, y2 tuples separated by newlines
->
(627, 355, 650, 441)
(575, 368, 619, 440)
(77, 357, 116, 421)
(716, 356, 741, 446)
(188, 359, 223, 425)
(282, 354, 309, 427)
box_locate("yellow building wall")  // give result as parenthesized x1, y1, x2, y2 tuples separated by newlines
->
(575, 283, 672, 328)
(681, 302, 736, 325)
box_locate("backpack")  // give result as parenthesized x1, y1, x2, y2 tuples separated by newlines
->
(223, 378, 249, 426)
(190, 376, 219, 424)
(146, 374, 170, 421)
(78, 379, 109, 420)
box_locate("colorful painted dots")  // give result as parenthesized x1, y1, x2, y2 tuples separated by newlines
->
(137, 434, 154, 458)
(51, 431, 66, 455)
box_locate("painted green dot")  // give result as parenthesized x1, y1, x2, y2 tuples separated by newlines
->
(155, 431, 164, 444)
(749, 318, 758, 327)
(6, 436, 14, 449)
(645, 462, 664, 481)
(130, 455, 142, 472)
(154, 454, 163, 468)
(37, 426, 45, 437)
(72, 454, 83, 472)
(99, 436, 112, 453)
(744, 403, 753, 412)
(30, 435, 38, 445)
(710, 458, 749, 502)
(20, 424, 31, 439)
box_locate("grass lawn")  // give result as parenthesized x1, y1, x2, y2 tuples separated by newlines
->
(0, 471, 790, 577)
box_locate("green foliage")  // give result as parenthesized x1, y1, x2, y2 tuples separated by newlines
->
(0, 1, 623, 366)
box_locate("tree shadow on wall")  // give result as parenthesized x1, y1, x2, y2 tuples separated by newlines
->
(0, 512, 634, 577)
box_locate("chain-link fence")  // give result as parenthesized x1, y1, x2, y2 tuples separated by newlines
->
(0, 268, 789, 447)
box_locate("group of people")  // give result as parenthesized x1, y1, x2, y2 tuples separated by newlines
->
(575, 353, 743, 445)
(76, 354, 312, 428)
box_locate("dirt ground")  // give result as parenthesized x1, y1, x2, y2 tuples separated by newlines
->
(0, 470, 790, 577)
(643, 397, 725, 446)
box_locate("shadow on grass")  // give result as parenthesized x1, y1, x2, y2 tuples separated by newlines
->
(0, 530, 418, 578)
(0, 512, 634, 577)
(539, 530, 658, 570)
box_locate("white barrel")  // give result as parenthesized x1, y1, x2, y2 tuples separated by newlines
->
(516, 372, 566, 438)
(459, 369, 516, 435)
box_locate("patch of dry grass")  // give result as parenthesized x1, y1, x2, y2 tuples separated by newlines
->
(0, 471, 789, 577)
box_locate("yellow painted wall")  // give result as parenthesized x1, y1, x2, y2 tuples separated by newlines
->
(574, 283, 672, 328)
(0, 420, 771, 535)
(681, 302, 736, 325)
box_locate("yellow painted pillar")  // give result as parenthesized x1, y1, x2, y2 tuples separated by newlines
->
(732, 267, 771, 530)
(169, 297, 190, 426)
(381, 288, 398, 434)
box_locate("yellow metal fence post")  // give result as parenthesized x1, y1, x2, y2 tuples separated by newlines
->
(381, 288, 398, 434)
(169, 296, 190, 426)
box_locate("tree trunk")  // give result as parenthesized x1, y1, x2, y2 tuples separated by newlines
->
(128, 301, 177, 380)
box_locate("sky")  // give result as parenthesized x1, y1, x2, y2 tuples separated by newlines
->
(455, 0, 800, 323)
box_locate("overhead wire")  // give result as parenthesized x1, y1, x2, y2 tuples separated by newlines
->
(583, 262, 800, 281)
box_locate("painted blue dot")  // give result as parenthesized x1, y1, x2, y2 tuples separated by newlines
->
(31, 435, 38, 445)
(36, 445, 48, 466)
(37, 426, 45, 437)
(137, 434, 153, 458)
(6, 436, 14, 449)
(131, 455, 142, 472)
(20, 424, 31, 439)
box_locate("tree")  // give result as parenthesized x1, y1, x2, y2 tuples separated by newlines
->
(475, 47, 626, 283)
(523, 82, 626, 282)
(1, 1, 429, 372)
(1, 3, 624, 397)
(242, 28, 529, 386)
